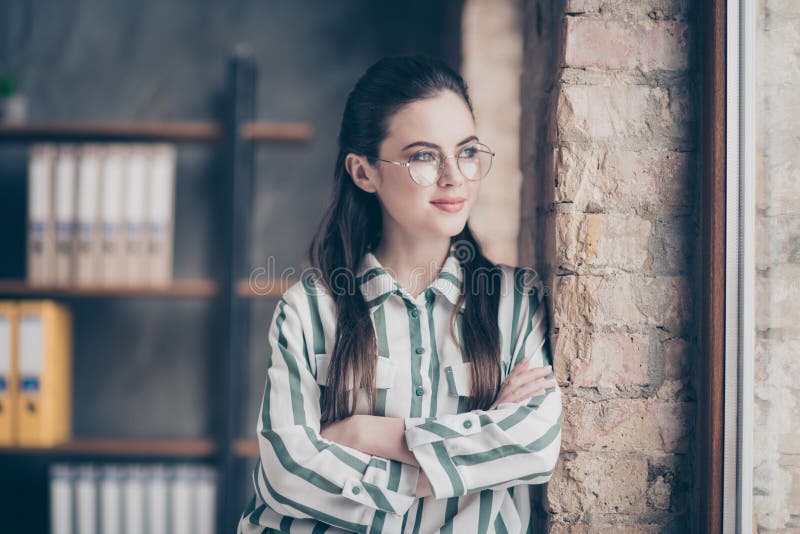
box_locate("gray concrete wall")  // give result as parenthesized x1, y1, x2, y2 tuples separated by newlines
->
(753, 1, 800, 530)
(0, 1, 460, 529)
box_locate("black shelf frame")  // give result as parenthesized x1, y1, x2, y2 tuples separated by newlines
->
(219, 50, 257, 531)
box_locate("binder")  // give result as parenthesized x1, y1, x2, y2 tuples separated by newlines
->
(146, 464, 169, 534)
(16, 300, 72, 447)
(100, 145, 126, 286)
(100, 464, 123, 534)
(0, 301, 18, 446)
(27, 144, 57, 285)
(75, 464, 98, 534)
(75, 145, 104, 287)
(123, 464, 146, 534)
(146, 144, 176, 285)
(170, 463, 195, 534)
(124, 145, 149, 286)
(54, 145, 78, 286)
(196, 466, 217, 534)
(50, 463, 74, 534)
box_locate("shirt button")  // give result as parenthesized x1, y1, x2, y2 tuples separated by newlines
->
(415, 386, 424, 396)
(415, 347, 425, 355)
(463, 420, 473, 429)
(411, 309, 420, 318)
(352, 486, 361, 495)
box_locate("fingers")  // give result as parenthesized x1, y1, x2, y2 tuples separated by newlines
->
(493, 376, 556, 407)
(509, 377, 558, 401)
(491, 360, 557, 409)
(504, 364, 553, 391)
(503, 370, 558, 404)
(510, 356, 552, 376)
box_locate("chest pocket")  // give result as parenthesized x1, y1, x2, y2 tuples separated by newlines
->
(444, 361, 473, 397)
(314, 353, 396, 390)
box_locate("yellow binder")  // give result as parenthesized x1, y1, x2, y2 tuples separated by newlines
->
(16, 300, 72, 447)
(0, 301, 18, 446)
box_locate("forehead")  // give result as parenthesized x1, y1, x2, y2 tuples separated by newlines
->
(383, 91, 476, 153)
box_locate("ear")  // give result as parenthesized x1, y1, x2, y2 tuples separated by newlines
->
(346, 153, 380, 194)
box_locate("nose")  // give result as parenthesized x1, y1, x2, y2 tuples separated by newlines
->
(438, 154, 465, 187)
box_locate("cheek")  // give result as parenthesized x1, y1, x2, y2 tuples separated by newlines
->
(379, 175, 429, 218)
(470, 180, 482, 198)
(466, 181, 482, 207)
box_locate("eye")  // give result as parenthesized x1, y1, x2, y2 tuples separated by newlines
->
(459, 145, 478, 158)
(410, 150, 438, 163)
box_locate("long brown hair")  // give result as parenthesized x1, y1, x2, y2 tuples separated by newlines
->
(308, 55, 502, 422)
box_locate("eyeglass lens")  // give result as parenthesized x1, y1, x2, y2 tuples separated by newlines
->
(408, 144, 493, 185)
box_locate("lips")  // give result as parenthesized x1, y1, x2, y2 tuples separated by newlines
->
(430, 198, 466, 213)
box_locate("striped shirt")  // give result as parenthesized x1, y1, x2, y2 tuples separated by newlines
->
(238, 244, 563, 533)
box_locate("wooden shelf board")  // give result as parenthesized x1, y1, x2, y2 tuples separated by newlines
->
(0, 438, 218, 457)
(0, 121, 312, 143)
(240, 122, 313, 141)
(0, 278, 219, 297)
(236, 277, 299, 298)
(0, 121, 219, 141)
(233, 439, 259, 458)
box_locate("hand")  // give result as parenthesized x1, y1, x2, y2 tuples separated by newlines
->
(489, 358, 557, 410)
(320, 415, 361, 449)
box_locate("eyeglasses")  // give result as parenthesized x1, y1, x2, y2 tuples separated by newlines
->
(375, 142, 495, 187)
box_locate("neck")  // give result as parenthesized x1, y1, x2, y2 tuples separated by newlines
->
(373, 234, 451, 299)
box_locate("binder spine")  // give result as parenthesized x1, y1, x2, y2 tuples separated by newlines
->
(54, 146, 78, 286)
(75, 145, 104, 287)
(0, 302, 17, 446)
(27, 145, 57, 286)
(75, 464, 98, 534)
(123, 464, 146, 534)
(147, 144, 176, 285)
(49, 463, 74, 534)
(100, 464, 123, 534)
(16, 300, 72, 447)
(100, 146, 126, 286)
(124, 145, 149, 286)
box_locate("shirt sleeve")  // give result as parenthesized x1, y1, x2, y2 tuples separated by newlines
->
(251, 292, 421, 533)
(403, 272, 563, 499)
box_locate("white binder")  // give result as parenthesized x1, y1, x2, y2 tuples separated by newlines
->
(170, 463, 195, 534)
(100, 145, 126, 286)
(54, 146, 78, 286)
(146, 144, 176, 285)
(74, 464, 98, 534)
(123, 145, 149, 286)
(122, 464, 146, 534)
(75, 145, 104, 286)
(49, 463, 73, 534)
(146, 464, 169, 534)
(99, 464, 123, 534)
(196, 466, 217, 534)
(27, 145, 57, 285)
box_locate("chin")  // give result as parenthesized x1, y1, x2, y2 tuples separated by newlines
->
(426, 220, 469, 238)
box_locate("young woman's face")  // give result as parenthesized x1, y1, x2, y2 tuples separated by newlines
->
(369, 90, 483, 240)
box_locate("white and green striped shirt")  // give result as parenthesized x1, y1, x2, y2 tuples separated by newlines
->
(238, 244, 563, 533)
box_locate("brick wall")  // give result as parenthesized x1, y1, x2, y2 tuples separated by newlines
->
(519, 1, 699, 531)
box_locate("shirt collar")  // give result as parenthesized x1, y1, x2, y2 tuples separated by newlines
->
(356, 243, 464, 309)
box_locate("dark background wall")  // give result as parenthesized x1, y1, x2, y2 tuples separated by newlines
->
(0, 0, 462, 529)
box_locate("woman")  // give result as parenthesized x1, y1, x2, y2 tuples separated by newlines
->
(238, 54, 562, 533)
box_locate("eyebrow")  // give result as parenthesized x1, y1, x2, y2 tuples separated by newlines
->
(401, 135, 479, 152)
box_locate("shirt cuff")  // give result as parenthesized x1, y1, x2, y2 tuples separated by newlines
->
(404, 414, 483, 499)
(404, 413, 482, 448)
(340, 458, 420, 518)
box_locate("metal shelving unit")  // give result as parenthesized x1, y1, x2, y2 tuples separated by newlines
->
(0, 50, 312, 532)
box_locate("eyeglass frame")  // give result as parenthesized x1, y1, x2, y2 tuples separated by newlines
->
(372, 142, 496, 186)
